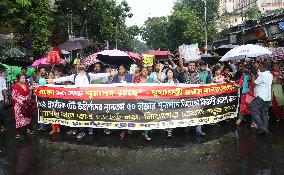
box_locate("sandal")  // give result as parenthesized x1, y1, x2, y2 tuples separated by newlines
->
(26, 129, 33, 135)
(0, 126, 5, 132)
(144, 135, 151, 141)
(120, 131, 126, 140)
(49, 130, 56, 135)
(67, 130, 73, 135)
(236, 119, 242, 125)
(251, 123, 257, 128)
(15, 135, 20, 139)
(38, 127, 45, 131)
(167, 131, 173, 138)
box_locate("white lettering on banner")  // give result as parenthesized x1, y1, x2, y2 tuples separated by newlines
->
(67, 101, 77, 110)
(104, 103, 125, 113)
(68, 91, 84, 97)
(56, 90, 67, 96)
(180, 99, 200, 107)
(137, 102, 156, 111)
(77, 101, 103, 111)
(157, 101, 181, 111)
(37, 101, 46, 108)
(228, 96, 238, 102)
(199, 96, 216, 106)
(47, 100, 66, 109)
(216, 96, 228, 104)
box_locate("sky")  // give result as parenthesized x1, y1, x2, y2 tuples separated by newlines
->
(117, 0, 175, 27)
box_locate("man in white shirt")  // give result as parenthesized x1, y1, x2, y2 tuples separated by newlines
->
(250, 61, 273, 135)
(49, 65, 116, 139)
(0, 72, 8, 132)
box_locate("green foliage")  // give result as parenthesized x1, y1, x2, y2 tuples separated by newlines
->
(174, 0, 220, 22)
(5, 0, 53, 56)
(168, 10, 204, 48)
(141, 17, 170, 50)
(244, 5, 261, 20)
(141, 1, 219, 51)
(55, 0, 135, 50)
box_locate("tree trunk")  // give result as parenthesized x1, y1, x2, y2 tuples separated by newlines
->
(79, 0, 97, 36)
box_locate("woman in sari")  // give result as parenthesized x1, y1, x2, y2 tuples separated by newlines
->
(271, 63, 284, 122)
(235, 64, 256, 127)
(12, 74, 32, 139)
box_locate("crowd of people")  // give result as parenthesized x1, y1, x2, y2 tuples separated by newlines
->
(0, 53, 283, 141)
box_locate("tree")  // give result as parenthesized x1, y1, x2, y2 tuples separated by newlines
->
(245, 5, 261, 20)
(167, 10, 204, 49)
(6, 0, 53, 56)
(54, 0, 134, 50)
(173, 0, 220, 23)
(141, 17, 170, 50)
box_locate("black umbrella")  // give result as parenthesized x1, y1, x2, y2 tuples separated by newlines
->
(59, 37, 92, 51)
(96, 50, 135, 66)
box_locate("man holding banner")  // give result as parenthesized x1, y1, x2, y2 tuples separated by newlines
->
(49, 64, 115, 139)
(179, 56, 206, 136)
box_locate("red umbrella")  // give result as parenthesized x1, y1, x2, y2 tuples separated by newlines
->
(142, 50, 169, 56)
(52, 47, 62, 54)
(46, 51, 62, 64)
(126, 52, 142, 63)
(142, 50, 170, 60)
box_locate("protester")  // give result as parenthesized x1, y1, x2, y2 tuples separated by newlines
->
(133, 67, 149, 83)
(37, 68, 48, 131)
(148, 63, 166, 83)
(270, 63, 284, 122)
(223, 67, 233, 82)
(49, 64, 115, 139)
(0, 71, 8, 132)
(235, 64, 255, 126)
(12, 74, 33, 139)
(111, 64, 132, 139)
(133, 67, 152, 141)
(47, 72, 60, 135)
(233, 62, 244, 83)
(159, 65, 179, 138)
(198, 61, 212, 84)
(112, 64, 132, 83)
(179, 57, 206, 136)
(212, 65, 226, 83)
(250, 61, 273, 135)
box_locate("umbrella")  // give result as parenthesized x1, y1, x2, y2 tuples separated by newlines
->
(31, 58, 65, 67)
(83, 53, 97, 66)
(220, 44, 272, 61)
(142, 50, 170, 60)
(142, 50, 169, 56)
(97, 50, 134, 65)
(59, 37, 93, 51)
(31, 59, 42, 67)
(126, 52, 142, 63)
(257, 47, 284, 61)
(46, 51, 62, 64)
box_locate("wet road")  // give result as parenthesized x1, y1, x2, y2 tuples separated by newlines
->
(1, 109, 284, 175)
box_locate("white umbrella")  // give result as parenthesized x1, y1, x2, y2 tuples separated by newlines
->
(220, 44, 272, 61)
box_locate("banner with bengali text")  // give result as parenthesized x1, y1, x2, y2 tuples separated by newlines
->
(35, 83, 239, 130)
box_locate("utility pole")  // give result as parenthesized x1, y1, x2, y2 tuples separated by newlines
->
(204, 0, 208, 54)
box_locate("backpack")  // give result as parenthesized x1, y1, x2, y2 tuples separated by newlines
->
(74, 73, 91, 84)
